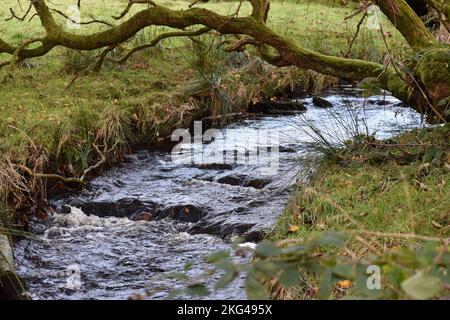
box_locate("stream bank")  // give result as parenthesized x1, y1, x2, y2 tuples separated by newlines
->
(11, 89, 425, 299)
(269, 124, 450, 300)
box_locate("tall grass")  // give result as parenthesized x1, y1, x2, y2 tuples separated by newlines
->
(180, 35, 263, 121)
(288, 97, 371, 161)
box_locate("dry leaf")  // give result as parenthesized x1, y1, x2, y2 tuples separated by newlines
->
(337, 280, 352, 289)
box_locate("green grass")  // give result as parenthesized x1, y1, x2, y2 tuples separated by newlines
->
(269, 125, 450, 299)
(0, 0, 409, 219)
(0, 0, 407, 152)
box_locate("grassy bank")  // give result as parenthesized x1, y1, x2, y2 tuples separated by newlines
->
(268, 124, 450, 299)
(0, 0, 408, 223)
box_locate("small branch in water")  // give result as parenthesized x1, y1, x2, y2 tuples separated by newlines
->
(16, 144, 106, 185)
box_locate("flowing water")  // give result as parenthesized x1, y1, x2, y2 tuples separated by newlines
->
(14, 89, 424, 300)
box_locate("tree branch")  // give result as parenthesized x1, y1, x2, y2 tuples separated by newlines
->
(376, 0, 438, 50)
(49, 8, 114, 27)
(113, 0, 157, 20)
(117, 27, 211, 64)
(1, 1, 447, 121)
(16, 144, 106, 185)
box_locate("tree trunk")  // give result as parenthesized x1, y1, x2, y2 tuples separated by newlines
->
(377, 0, 438, 50)
(0, 233, 26, 300)
(0, 234, 13, 273)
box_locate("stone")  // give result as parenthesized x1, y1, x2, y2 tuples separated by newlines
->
(76, 198, 157, 219)
(217, 174, 246, 186)
(242, 178, 272, 189)
(249, 99, 307, 114)
(312, 96, 333, 108)
(194, 163, 233, 170)
(242, 230, 264, 242)
(134, 212, 154, 221)
(279, 146, 296, 153)
(368, 99, 391, 106)
(156, 204, 206, 223)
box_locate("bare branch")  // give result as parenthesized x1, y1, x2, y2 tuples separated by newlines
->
(49, 8, 114, 27)
(5, 2, 33, 22)
(93, 45, 116, 72)
(16, 144, 106, 185)
(224, 36, 259, 52)
(113, 0, 157, 20)
(117, 27, 211, 64)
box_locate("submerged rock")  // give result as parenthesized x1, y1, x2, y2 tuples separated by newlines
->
(312, 96, 333, 108)
(156, 204, 207, 223)
(75, 198, 158, 219)
(134, 212, 154, 221)
(249, 99, 307, 114)
(71, 198, 209, 224)
(242, 230, 264, 242)
(217, 175, 272, 189)
(279, 146, 296, 153)
(242, 178, 272, 189)
(217, 174, 246, 186)
(193, 163, 233, 171)
(368, 99, 391, 106)
(188, 218, 255, 239)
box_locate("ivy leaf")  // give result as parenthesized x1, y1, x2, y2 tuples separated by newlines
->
(204, 251, 229, 263)
(278, 266, 300, 288)
(332, 264, 355, 279)
(167, 272, 189, 281)
(401, 272, 441, 300)
(399, 65, 411, 74)
(254, 241, 281, 258)
(215, 270, 238, 290)
(313, 231, 347, 248)
(186, 284, 210, 297)
(413, 52, 423, 62)
(245, 272, 268, 300)
(318, 269, 333, 300)
(184, 262, 194, 271)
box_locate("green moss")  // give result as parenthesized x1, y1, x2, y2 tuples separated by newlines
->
(416, 48, 450, 101)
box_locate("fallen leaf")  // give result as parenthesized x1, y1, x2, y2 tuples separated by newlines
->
(337, 280, 352, 289)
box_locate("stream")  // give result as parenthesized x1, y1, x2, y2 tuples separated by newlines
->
(14, 89, 424, 300)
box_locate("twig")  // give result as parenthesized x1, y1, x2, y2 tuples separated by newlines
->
(365, 141, 430, 148)
(344, 1, 372, 20)
(117, 27, 211, 64)
(50, 8, 114, 27)
(16, 144, 106, 185)
(5, 2, 33, 22)
(113, 0, 157, 20)
(352, 230, 447, 243)
(345, 12, 367, 58)
(93, 45, 116, 72)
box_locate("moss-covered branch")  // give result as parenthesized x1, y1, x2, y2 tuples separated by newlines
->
(1, 0, 447, 121)
(376, 0, 438, 50)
